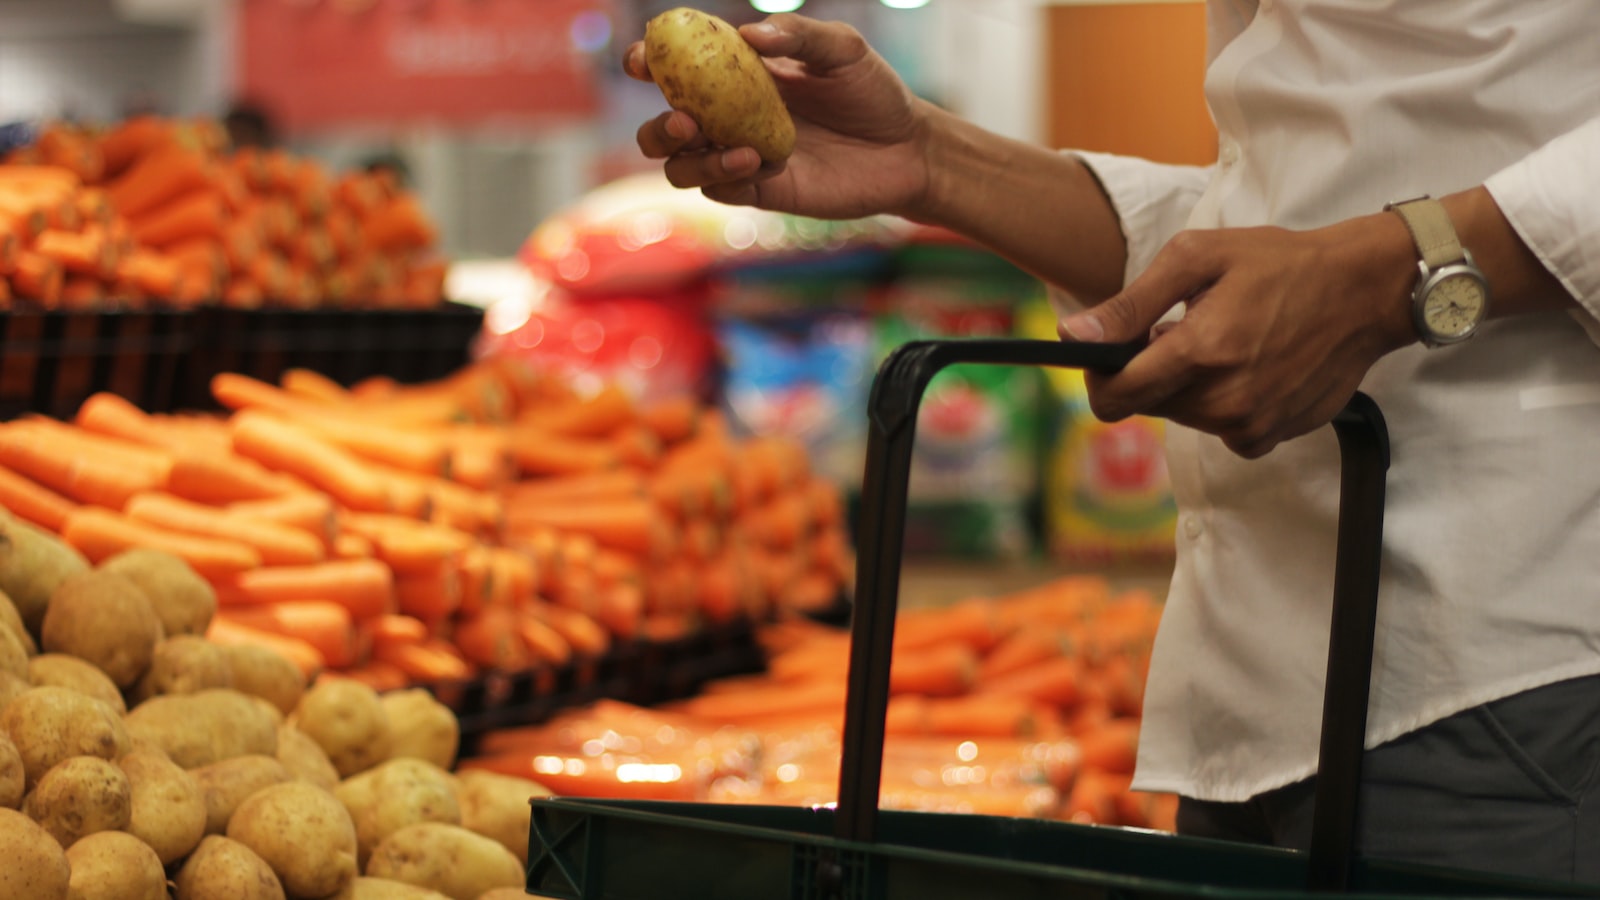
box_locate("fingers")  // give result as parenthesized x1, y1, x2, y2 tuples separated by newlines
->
(1061, 231, 1220, 345)
(622, 42, 650, 82)
(740, 14, 870, 72)
(636, 111, 706, 160)
(1084, 335, 1197, 423)
(662, 146, 764, 190)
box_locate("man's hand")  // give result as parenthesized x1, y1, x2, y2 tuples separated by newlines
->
(624, 14, 933, 221)
(1059, 214, 1420, 458)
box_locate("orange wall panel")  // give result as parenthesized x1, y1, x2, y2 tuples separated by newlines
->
(1046, 3, 1216, 166)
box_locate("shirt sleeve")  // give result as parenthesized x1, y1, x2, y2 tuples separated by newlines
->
(1072, 151, 1215, 288)
(1483, 115, 1600, 324)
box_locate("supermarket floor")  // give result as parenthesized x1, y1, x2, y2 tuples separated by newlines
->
(898, 558, 1174, 610)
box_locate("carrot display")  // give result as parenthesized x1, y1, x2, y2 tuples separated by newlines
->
(217, 601, 361, 669)
(0, 464, 78, 531)
(124, 491, 325, 566)
(206, 616, 324, 678)
(229, 410, 390, 512)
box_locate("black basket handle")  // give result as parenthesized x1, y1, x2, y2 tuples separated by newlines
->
(834, 338, 1389, 895)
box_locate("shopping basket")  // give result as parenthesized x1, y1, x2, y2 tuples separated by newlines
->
(526, 338, 1600, 899)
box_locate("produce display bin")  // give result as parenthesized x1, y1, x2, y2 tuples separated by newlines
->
(526, 337, 1600, 900)
(0, 303, 486, 421)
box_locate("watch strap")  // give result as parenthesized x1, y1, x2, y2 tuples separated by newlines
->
(1385, 196, 1463, 269)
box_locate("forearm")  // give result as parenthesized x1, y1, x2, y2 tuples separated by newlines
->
(1443, 186, 1576, 317)
(906, 103, 1129, 303)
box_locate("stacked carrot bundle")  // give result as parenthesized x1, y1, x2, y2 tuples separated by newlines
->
(0, 117, 445, 310)
(0, 357, 853, 691)
(463, 576, 1174, 829)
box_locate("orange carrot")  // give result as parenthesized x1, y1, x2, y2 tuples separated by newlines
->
(371, 638, 473, 684)
(507, 431, 621, 477)
(229, 410, 391, 512)
(973, 656, 1083, 708)
(1077, 718, 1141, 775)
(217, 601, 361, 669)
(216, 558, 395, 621)
(106, 146, 214, 219)
(596, 582, 644, 641)
(205, 616, 323, 679)
(0, 424, 161, 508)
(332, 531, 375, 560)
(361, 614, 428, 653)
(503, 498, 667, 558)
(61, 507, 261, 580)
(889, 644, 979, 697)
(33, 228, 111, 277)
(0, 464, 77, 531)
(279, 367, 350, 403)
(894, 598, 1004, 655)
(97, 116, 172, 180)
(529, 384, 634, 439)
(337, 512, 473, 574)
(114, 249, 178, 299)
(533, 601, 610, 658)
(331, 661, 411, 693)
(58, 276, 104, 311)
(74, 393, 194, 451)
(501, 469, 645, 507)
(638, 394, 700, 446)
(362, 195, 436, 252)
(226, 492, 337, 545)
(681, 680, 849, 723)
(922, 695, 1044, 738)
(10, 250, 63, 305)
(515, 611, 573, 667)
(393, 564, 460, 623)
(125, 491, 325, 566)
(978, 630, 1063, 681)
(453, 607, 535, 672)
(166, 450, 305, 505)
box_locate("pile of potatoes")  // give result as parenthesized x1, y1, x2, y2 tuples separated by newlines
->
(0, 511, 551, 900)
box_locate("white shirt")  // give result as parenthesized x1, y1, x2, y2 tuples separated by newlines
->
(1074, 0, 1600, 802)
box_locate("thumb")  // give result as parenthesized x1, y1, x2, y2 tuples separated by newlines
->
(1059, 258, 1203, 344)
(741, 15, 871, 71)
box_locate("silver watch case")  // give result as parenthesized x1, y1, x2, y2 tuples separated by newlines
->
(1411, 249, 1491, 348)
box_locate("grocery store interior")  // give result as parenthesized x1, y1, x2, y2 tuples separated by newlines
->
(0, 0, 1230, 896)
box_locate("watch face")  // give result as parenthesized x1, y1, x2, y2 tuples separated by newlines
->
(1423, 271, 1488, 340)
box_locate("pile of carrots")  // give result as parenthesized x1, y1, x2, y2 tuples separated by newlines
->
(463, 575, 1175, 830)
(0, 117, 445, 310)
(0, 355, 851, 690)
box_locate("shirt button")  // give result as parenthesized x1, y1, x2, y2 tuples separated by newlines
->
(1183, 514, 1205, 540)
(1219, 141, 1241, 167)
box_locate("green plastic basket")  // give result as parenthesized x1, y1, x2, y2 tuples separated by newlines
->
(528, 338, 1600, 900)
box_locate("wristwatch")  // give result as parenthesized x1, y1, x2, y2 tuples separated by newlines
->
(1384, 196, 1491, 347)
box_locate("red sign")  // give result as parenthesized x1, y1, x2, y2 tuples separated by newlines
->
(237, 0, 612, 135)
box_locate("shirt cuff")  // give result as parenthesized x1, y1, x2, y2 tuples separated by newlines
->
(1483, 116, 1600, 325)
(1070, 150, 1214, 289)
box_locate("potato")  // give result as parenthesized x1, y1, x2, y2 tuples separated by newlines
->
(275, 724, 340, 792)
(291, 679, 392, 778)
(99, 547, 216, 637)
(0, 670, 30, 713)
(455, 769, 551, 865)
(0, 624, 26, 682)
(0, 807, 70, 899)
(132, 635, 233, 703)
(365, 823, 523, 900)
(0, 511, 89, 635)
(0, 686, 130, 787)
(0, 589, 35, 656)
(228, 781, 358, 899)
(328, 877, 452, 900)
(174, 835, 286, 900)
(24, 756, 131, 848)
(64, 830, 168, 900)
(222, 643, 306, 717)
(41, 570, 163, 688)
(0, 732, 21, 809)
(191, 754, 292, 835)
(119, 749, 207, 864)
(380, 689, 458, 770)
(28, 654, 127, 714)
(336, 758, 460, 867)
(644, 7, 796, 164)
(123, 688, 278, 769)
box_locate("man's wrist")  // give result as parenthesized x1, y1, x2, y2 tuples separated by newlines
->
(1364, 209, 1427, 352)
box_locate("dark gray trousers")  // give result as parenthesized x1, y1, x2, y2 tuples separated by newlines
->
(1176, 673, 1600, 883)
